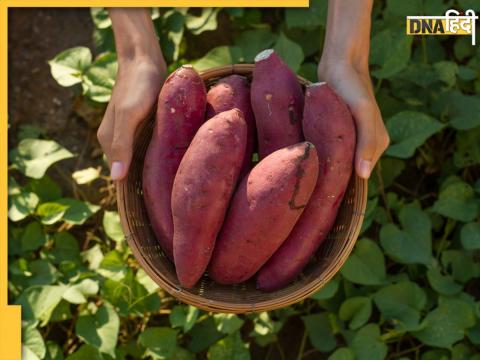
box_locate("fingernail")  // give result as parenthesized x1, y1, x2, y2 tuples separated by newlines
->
(359, 159, 372, 179)
(110, 161, 124, 181)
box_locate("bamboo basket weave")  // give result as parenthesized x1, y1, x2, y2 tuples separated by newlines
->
(116, 64, 368, 314)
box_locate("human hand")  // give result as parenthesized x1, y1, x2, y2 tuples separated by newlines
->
(317, 60, 390, 179)
(97, 8, 167, 181)
(97, 56, 166, 180)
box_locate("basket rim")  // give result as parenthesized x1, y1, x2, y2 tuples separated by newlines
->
(116, 63, 368, 314)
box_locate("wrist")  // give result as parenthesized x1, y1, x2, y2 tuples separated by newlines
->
(109, 8, 165, 73)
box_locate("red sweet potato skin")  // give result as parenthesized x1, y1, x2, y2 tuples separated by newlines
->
(206, 75, 256, 176)
(208, 142, 319, 285)
(257, 83, 356, 291)
(251, 50, 304, 159)
(142, 66, 206, 261)
(172, 109, 247, 288)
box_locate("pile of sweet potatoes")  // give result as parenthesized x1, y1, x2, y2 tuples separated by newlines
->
(142, 50, 356, 291)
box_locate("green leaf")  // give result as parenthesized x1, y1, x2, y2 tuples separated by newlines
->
(432, 178, 479, 222)
(441, 91, 480, 130)
(340, 238, 387, 285)
(90, 8, 111, 29)
(159, 10, 185, 62)
(328, 347, 355, 360)
(370, 28, 413, 79)
(49, 46, 92, 87)
(103, 211, 124, 243)
(249, 312, 282, 346)
(185, 8, 219, 35)
(10, 139, 74, 179)
(51, 232, 81, 264)
(235, 29, 278, 63)
(339, 297, 372, 330)
(213, 314, 245, 335)
(172, 347, 195, 360)
(350, 324, 387, 360)
(50, 300, 73, 323)
(72, 167, 100, 184)
(101, 269, 160, 316)
(16, 285, 67, 325)
(193, 46, 243, 72)
(442, 250, 478, 283)
(26, 176, 62, 203)
(384, 0, 422, 19)
(454, 127, 480, 168)
(37, 202, 69, 225)
(385, 111, 444, 159)
(98, 250, 127, 280)
(82, 52, 117, 103)
(187, 317, 224, 353)
(9, 190, 39, 222)
(170, 305, 199, 333)
(75, 302, 120, 357)
(379, 202, 432, 265)
(433, 61, 458, 87)
(285, 0, 328, 29)
(461, 222, 480, 250)
(45, 341, 64, 360)
(56, 198, 100, 225)
(301, 313, 336, 352)
(413, 297, 476, 348)
(397, 62, 439, 88)
(427, 267, 463, 296)
(273, 33, 304, 72)
(207, 332, 250, 360)
(139, 327, 177, 359)
(298, 62, 318, 83)
(20, 221, 47, 252)
(22, 324, 46, 360)
(18, 124, 45, 141)
(28, 259, 59, 286)
(63, 279, 99, 304)
(65, 345, 102, 360)
(373, 281, 427, 330)
(135, 268, 159, 293)
(310, 277, 340, 300)
(82, 244, 104, 270)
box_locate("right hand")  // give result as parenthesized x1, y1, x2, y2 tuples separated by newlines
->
(97, 55, 167, 181)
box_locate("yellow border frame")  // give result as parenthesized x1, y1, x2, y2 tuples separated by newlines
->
(1, 2, 308, 359)
(1, 3, 22, 359)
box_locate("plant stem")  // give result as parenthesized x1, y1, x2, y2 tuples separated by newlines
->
(376, 163, 393, 223)
(275, 341, 286, 360)
(296, 330, 308, 360)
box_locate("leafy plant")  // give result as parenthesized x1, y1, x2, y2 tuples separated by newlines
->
(10, 2, 480, 359)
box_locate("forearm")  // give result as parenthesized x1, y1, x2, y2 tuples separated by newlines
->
(109, 8, 164, 69)
(320, 0, 373, 72)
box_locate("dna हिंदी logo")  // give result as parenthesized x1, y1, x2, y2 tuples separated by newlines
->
(406, 9, 478, 45)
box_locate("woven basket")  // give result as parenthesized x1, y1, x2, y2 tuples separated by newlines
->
(116, 64, 368, 314)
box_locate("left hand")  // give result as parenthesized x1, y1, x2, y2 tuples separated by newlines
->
(317, 60, 390, 179)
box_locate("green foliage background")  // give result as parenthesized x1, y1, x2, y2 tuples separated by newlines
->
(9, 1, 480, 359)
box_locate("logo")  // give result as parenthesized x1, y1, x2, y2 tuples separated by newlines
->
(406, 9, 478, 45)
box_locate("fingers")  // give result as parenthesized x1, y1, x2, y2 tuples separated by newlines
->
(109, 103, 150, 181)
(350, 99, 389, 179)
(97, 102, 115, 167)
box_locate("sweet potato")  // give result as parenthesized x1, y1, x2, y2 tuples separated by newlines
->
(142, 65, 206, 261)
(251, 49, 304, 159)
(206, 75, 256, 176)
(172, 109, 247, 288)
(257, 83, 356, 291)
(208, 142, 319, 285)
